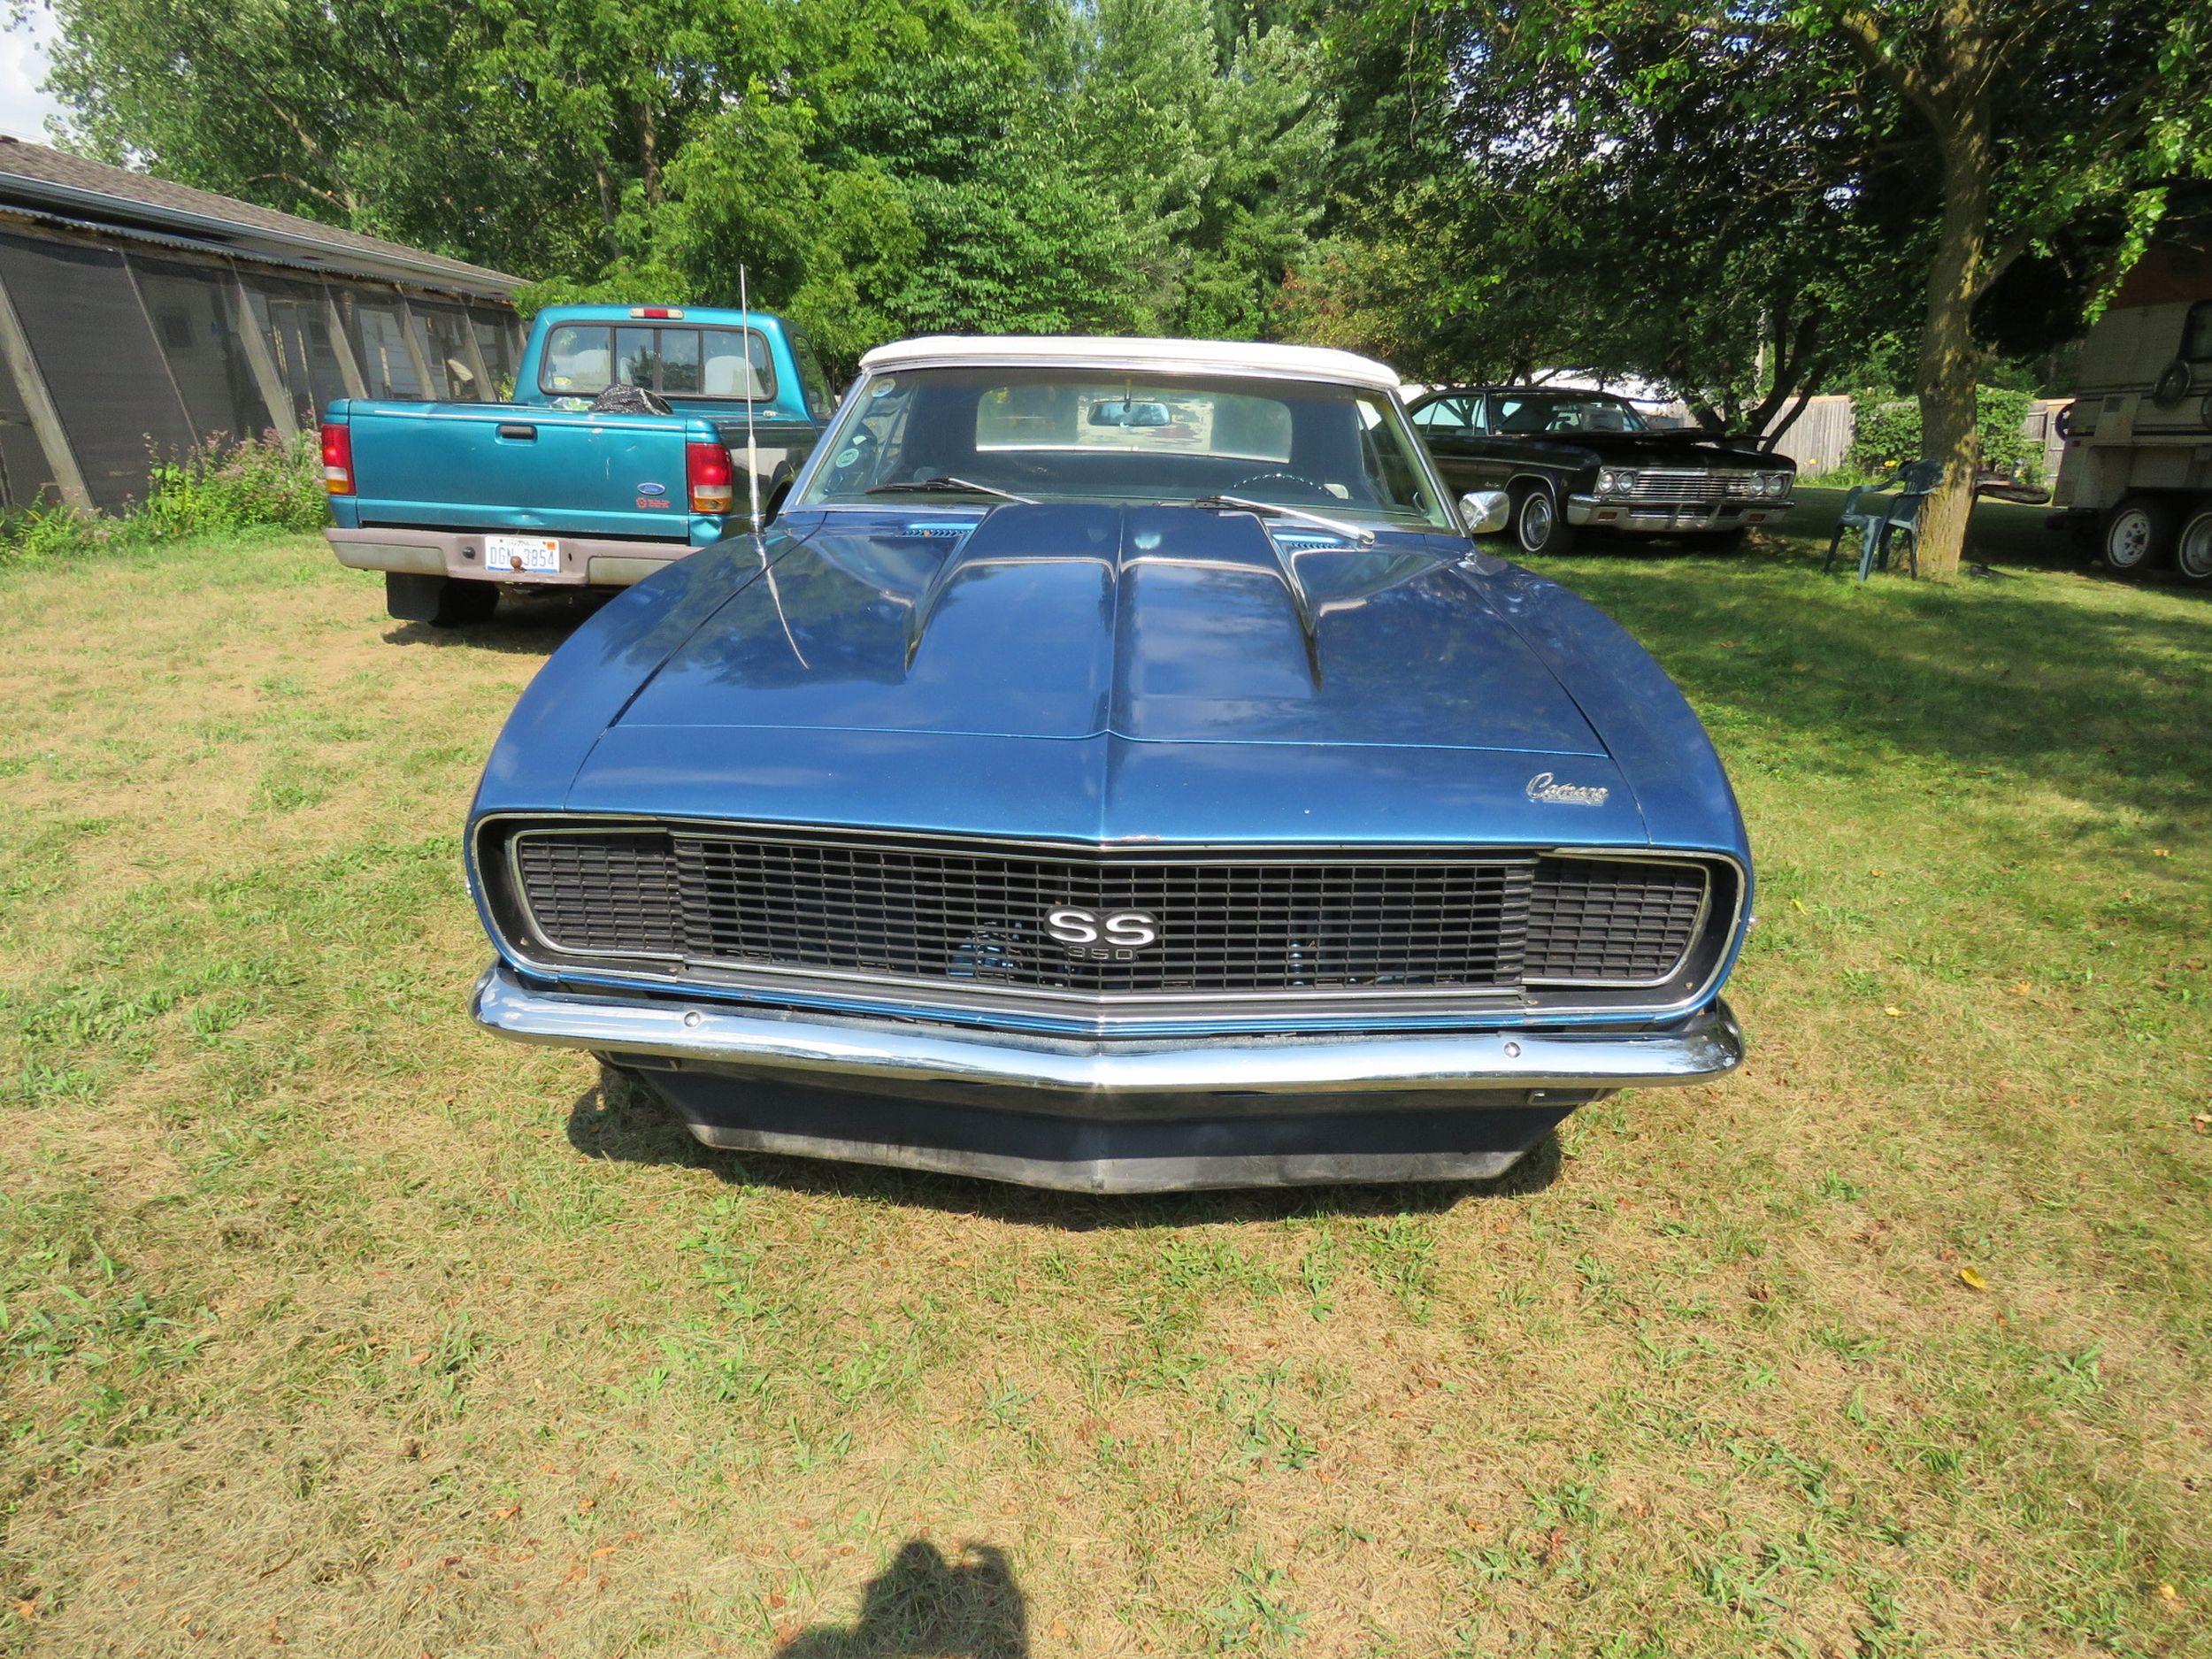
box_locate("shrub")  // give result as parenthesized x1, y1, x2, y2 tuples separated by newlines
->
(0, 429, 326, 567)
(0, 502, 117, 566)
(139, 430, 329, 539)
(1847, 387, 2044, 483)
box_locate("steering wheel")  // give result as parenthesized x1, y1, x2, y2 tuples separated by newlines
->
(1227, 469, 1335, 503)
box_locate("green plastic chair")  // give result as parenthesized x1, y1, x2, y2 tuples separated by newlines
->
(1824, 459, 1944, 580)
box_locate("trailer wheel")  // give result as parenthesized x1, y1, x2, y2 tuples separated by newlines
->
(2176, 505, 2212, 585)
(2101, 498, 2176, 576)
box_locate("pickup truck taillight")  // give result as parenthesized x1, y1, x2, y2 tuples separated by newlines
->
(320, 422, 354, 495)
(687, 441, 734, 513)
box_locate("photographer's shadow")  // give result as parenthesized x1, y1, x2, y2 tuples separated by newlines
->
(773, 1540, 1027, 1659)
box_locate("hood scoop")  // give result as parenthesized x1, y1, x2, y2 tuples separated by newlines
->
(617, 503, 1609, 756)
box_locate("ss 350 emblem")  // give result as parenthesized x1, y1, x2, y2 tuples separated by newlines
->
(1045, 906, 1160, 957)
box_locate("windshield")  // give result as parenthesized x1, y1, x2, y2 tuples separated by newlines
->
(1490, 393, 1649, 435)
(795, 365, 1454, 530)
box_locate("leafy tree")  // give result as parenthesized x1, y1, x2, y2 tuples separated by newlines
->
(1320, 0, 2212, 578)
(45, 0, 606, 274)
(1813, 0, 2212, 575)
(42, 0, 1336, 365)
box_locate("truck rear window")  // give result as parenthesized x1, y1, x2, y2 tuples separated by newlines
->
(540, 324, 775, 401)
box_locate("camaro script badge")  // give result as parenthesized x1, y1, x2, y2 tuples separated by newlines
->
(1525, 771, 1610, 807)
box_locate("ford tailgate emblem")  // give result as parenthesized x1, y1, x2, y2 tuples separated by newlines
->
(636, 481, 667, 496)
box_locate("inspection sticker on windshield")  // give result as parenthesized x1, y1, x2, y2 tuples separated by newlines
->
(484, 535, 561, 574)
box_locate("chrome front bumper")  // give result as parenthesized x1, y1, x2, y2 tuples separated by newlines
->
(472, 963, 1742, 1101)
(1565, 494, 1795, 533)
(474, 964, 1741, 1190)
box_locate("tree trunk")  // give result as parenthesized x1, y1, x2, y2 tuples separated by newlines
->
(1912, 99, 1993, 581)
(641, 99, 663, 209)
(592, 155, 617, 232)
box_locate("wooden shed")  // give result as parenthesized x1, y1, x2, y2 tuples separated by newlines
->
(0, 137, 525, 511)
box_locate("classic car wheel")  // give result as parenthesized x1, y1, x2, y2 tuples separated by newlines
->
(2175, 506, 2212, 585)
(1514, 486, 1574, 555)
(2101, 497, 2175, 575)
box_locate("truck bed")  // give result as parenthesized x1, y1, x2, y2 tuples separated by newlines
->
(330, 398, 818, 547)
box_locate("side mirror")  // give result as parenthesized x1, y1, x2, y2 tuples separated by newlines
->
(1459, 489, 1511, 536)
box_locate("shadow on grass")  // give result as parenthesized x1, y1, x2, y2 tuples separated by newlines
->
(772, 1540, 1027, 1658)
(379, 586, 616, 655)
(1509, 502, 2211, 843)
(564, 1069, 1558, 1228)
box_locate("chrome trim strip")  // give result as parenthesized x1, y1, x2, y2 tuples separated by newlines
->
(472, 963, 1743, 1096)
(476, 814, 1747, 1031)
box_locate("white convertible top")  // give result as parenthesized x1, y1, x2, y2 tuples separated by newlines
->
(857, 334, 1403, 393)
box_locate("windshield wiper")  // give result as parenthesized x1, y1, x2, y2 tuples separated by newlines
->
(1180, 494, 1374, 545)
(864, 476, 1034, 503)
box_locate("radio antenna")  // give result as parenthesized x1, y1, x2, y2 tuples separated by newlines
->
(739, 263, 762, 533)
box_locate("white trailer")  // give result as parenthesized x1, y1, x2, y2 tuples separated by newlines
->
(2052, 246, 2212, 583)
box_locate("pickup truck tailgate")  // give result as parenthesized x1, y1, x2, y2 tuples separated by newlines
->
(347, 402, 704, 541)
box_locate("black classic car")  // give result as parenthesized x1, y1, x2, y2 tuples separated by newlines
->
(1406, 387, 1795, 556)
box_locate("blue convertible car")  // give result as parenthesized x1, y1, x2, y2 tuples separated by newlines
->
(466, 337, 1750, 1192)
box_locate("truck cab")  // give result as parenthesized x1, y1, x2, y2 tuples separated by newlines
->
(323, 304, 837, 626)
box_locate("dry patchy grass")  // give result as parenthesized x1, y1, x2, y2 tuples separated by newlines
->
(2, 510, 2208, 1657)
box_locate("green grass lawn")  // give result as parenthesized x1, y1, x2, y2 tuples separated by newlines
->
(2, 500, 2207, 1657)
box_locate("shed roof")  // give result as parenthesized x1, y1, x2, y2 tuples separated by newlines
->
(0, 137, 519, 297)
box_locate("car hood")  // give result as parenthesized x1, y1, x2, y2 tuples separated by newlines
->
(612, 503, 1608, 754)
(1557, 431, 1779, 470)
(479, 512, 1748, 857)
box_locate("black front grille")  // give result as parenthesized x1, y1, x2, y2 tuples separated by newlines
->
(1525, 856, 1709, 983)
(672, 839, 1527, 995)
(512, 833, 680, 956)
(503, 826, 1715, 1004)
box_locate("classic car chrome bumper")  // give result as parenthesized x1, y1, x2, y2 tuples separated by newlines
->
(1565, 494, 1795, 534)
(472, 964, 1743, 1190)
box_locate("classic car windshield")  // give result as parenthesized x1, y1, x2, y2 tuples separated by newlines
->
(1490, 393, 1650, 435)
(796, 365, 1454, 529)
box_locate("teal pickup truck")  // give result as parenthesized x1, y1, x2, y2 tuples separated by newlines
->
(322, 304, 835, 626)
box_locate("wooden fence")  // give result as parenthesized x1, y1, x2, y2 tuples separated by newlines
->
(1760, 395, 2071, 479)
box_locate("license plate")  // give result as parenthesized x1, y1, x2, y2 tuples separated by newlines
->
(484, 535, 561, 574)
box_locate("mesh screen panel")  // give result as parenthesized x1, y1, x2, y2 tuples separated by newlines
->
(243, 277, 352, 424)
(127, 256, 275, 442)
(0, 229, 195, 508)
